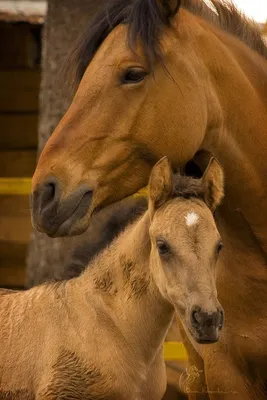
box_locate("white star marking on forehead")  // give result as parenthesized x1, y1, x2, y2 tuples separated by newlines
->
(186, 212, 199, 227)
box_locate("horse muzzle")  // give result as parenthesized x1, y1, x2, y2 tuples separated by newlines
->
(31, 177, 93, 236)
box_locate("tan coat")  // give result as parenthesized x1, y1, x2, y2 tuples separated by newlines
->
(0, 158, 224, 399)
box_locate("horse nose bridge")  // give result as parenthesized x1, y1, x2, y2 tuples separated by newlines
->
(32, 133, 83, 192)
(32, 155, 67, 194)
(35, 109, 85, 160)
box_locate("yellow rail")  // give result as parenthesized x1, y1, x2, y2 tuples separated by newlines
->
(0, 178, 32, 195)
(0, 178, 149, 198)
(164, 342, 187, 361)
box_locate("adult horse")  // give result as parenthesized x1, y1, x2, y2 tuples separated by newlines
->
(31, 0, 267, 398)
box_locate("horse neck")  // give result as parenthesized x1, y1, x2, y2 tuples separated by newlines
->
(203, 26, 267, 254)
(75, 211, 174, 363)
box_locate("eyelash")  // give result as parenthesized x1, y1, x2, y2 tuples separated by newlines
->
(216, 240, 224, 254)
(120, 68, 148, 84)
(156, 240, 171, 256)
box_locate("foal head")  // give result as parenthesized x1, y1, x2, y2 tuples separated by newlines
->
(148, 157, 224, 344)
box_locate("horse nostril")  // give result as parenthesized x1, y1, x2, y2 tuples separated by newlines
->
(32, 177, 61, 216)
(41, 183, 55, 206)
(31, 179, 93, 236)
(39, 180, 59, 212)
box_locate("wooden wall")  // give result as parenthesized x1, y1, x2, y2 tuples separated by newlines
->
(0, 21, 42, 288)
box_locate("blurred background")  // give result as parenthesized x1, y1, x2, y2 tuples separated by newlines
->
(0, 0, 45, 288)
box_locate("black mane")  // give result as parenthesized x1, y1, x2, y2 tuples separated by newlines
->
(68, 0, 267, 87)
(68, 0, 181, 85)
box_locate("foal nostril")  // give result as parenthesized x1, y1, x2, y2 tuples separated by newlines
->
(190, 306, 224, 343)
(191, 306, 202, 327)
(219, 310, 224, 330)
(191, 307, 223, 329)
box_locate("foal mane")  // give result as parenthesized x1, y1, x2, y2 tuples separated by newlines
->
(173, 174, 204, 200)
(68, 0, 267, 86)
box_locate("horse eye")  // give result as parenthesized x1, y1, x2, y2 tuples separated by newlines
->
(216, 240, 224, 254)
(121, 68, 147, 84)
(156, 239, 171, 256)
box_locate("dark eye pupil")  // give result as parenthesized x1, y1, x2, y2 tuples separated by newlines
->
(157, 241, 170, 255)
(216, 241, 224, 254)
(122, 68, 146, 84)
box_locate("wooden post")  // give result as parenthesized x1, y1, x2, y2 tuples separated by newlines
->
(26, 0, 108, 287)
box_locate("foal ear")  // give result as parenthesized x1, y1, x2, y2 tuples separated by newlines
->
(202, 158, 224, 212)
(149, 157, 173, 218)
(157, 0, 181, 19)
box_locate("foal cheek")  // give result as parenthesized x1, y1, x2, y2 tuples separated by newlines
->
(162, 267, 186, 307)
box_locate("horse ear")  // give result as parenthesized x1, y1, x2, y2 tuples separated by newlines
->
(202, 158, 224, 212)
(149, 157, 173, 218)
(157, 0, 181, 19)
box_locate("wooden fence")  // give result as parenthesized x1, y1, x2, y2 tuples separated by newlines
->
(0, 21, 41, 288)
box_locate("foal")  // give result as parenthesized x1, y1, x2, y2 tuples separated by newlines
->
(0, 157, 224, 400)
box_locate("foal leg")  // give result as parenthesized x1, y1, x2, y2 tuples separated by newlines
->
(177, 320, 209, 400)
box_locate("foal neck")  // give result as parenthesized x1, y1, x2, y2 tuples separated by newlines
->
(76, 211, 174, 363)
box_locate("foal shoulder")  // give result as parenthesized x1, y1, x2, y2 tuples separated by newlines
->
(40, 349, 118, 399)
(0, 390, 34, 400)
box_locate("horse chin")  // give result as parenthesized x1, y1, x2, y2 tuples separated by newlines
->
(47, 218, 88, 237)
(47, 204, 96, 237)
(47, 222, 87, 237)
(45, 194, 120, 237)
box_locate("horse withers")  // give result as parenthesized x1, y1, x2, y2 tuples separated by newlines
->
(0, 158, 224, 399)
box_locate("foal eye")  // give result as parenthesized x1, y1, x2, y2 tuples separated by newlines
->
(216, 240, 224, 254)
(156, 239, 171, 256)
(121, 68, 147, 84)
